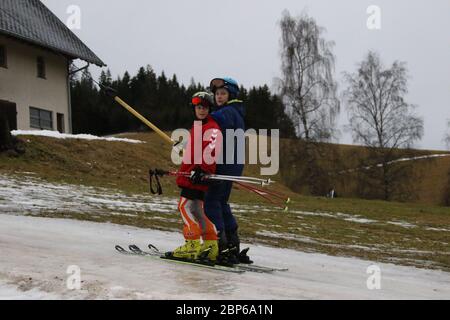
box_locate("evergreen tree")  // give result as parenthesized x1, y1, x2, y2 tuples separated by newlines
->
(70, 67, 295, 137)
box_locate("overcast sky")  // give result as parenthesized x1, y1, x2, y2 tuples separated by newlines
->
(42, 0, 450, 150)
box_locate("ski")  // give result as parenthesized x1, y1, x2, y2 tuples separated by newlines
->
(115, 245, 245, 274)
(234, 263, 288, 273)
(232, 248, 289, 273)
(145, 244, 288, 273)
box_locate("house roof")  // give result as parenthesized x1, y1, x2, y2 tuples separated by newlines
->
(0, 0, 105, 66)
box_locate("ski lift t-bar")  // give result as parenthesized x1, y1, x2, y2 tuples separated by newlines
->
(102, 85, 181, 147)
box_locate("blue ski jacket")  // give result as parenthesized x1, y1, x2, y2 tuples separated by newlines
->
(210, 100, 246, 176)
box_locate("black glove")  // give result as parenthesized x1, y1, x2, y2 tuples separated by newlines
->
(190, 167, 208, 185)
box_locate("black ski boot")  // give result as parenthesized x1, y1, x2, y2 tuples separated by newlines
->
(226, 245, 240, 265)
(216, 249, 236, 267)
(215, 231, 235, 267)
(226, 228, 253, 264)
(238, 248, 254, 265)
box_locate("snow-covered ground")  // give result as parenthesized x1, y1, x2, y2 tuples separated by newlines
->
(0, 214, 449, 300)
(0, 173, 449, 299)
(11, 130, 144, 144)
(0, 173, 177, 216)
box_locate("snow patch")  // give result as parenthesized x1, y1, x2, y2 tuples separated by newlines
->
(0, 174, 278, 219)
(0, 174, 177, 216)
(426, 227, 450, 233)
(11, 130, 145, 144)
(339, 153, 450, 174)
(256, 230, 319, 244)
(387, 221, 417, 229)
(291, 210, 378, 224)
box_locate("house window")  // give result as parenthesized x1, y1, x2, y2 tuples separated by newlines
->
(30, 107, 53, 130)
(37, 56, 46, 78)
(0, 45, 6, 68)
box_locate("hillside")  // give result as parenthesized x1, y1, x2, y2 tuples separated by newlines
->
(278, 138, 450, 205)
(0, 131, 449, 272)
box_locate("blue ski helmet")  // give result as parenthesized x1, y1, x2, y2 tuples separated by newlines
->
(210, 77, 240, 99)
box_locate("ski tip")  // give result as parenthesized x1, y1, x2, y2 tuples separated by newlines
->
(148, 244, 160, 252)
(115, 245, 127, 253)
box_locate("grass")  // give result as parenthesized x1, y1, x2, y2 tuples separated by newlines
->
(1, 132, 449, 272)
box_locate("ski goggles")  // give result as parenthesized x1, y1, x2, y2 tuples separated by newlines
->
(210, 78, 227, 90)
(191, 96, 210, 108)
(210, 78, 239, 95)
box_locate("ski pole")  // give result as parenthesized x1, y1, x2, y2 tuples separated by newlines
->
(211, 174, 273, 185)
(168, 171, 273, 186)
(234, 181, 291, 203)
(234, 181, 284, 208)
(230, 181, 290, 210)
(206, 176, 271, 186)
(150, 168, 290, 208)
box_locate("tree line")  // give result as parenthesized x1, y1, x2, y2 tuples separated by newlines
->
(70, 66, 297, 139)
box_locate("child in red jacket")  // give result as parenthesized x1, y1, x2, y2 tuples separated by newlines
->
(166, 92, 222, 262)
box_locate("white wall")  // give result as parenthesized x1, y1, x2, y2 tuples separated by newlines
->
(0, 34, 70, 132)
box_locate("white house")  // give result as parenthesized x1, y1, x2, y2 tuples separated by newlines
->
(0, 0, 104, 133)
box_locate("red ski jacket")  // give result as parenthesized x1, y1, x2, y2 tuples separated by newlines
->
(177, 115, 222, 192)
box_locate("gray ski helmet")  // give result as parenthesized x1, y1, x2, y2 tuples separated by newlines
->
(191, 92, 214, 109)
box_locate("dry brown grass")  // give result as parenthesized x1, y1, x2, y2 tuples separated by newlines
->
(279, 138, 450, 205)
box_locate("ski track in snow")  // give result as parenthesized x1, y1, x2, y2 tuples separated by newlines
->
(0, 214, 449, 300)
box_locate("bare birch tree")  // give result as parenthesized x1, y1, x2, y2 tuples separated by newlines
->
(278, 10, 340, 195)
(343, 51, 424, 200)
(279, 10, 340, 142)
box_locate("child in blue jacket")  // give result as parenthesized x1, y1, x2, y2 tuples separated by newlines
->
(205, 77, 252, 265)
